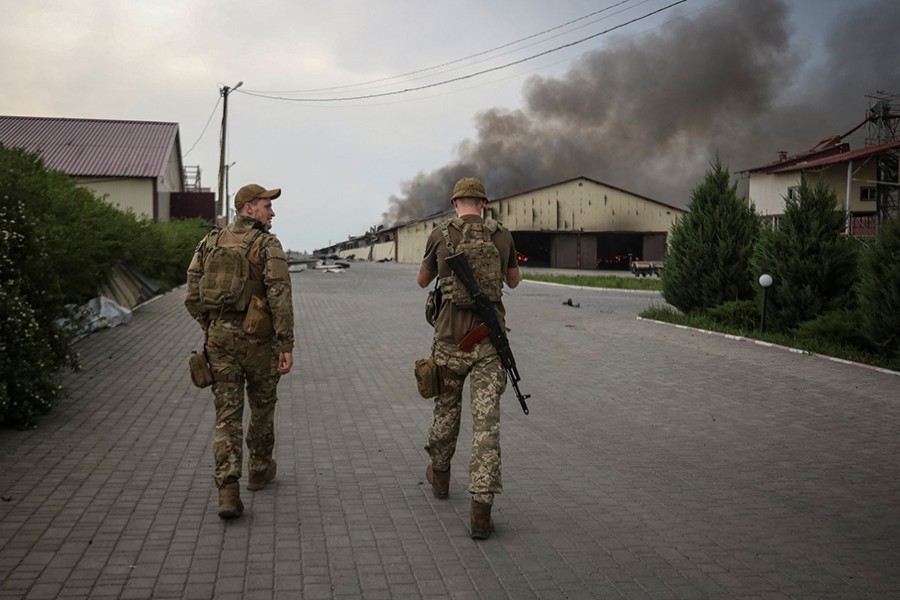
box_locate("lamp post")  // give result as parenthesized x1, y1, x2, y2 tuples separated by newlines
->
(759, 273, 773, 333)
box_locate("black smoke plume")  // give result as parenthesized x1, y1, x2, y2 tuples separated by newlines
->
(383, 0, 900, 225)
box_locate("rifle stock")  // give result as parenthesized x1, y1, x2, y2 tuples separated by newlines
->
(445, 252, 531, 415)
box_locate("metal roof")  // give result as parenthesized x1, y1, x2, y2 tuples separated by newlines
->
(767, 139, 900, 174)
(0, 115, 180, 178)
(742, 138, 900, 175)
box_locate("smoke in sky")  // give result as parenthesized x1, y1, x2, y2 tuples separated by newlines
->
(383, 0, 900, 225)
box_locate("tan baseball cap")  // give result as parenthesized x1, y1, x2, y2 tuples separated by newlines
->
(451, 177, 487, 203)
(235, 184, 282, 210)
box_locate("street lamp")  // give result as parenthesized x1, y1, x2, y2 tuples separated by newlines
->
(758, 273, 773, 333)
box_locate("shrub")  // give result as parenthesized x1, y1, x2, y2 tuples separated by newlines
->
(661, 158, 760, 314)
(751, 177, 859, 331)
(791, 309, 870, 351)
(705, 300, 759, 331)
(151, 218, 213, 289)
(0, 147, 80, 427)
(858, 214, 900, 355)
(0, 143, 211, 427)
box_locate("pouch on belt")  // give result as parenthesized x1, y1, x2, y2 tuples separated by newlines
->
(188, 350, 214, 388)
(414, 357, 442, 399)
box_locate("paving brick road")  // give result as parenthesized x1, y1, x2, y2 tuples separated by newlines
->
(1, 262, 898, 599)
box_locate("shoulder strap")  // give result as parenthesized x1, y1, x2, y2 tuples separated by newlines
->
(440, 220, 455, 254)
(206, 229, 221, 250)
(240, 229, 262, 255)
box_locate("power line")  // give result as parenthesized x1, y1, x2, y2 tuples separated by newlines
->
(238, 0, 687, 104)
(245, 0, 644, 95)
(247, 0, 726, 111)
(265, 0, 662, 99)
(184, 95, 221, 157)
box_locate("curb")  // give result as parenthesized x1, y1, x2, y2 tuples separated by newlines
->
(521, 279, 662, 296)
(637, 316, 900, 377)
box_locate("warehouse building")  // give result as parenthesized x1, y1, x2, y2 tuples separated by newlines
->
(319, 176, 685, 270)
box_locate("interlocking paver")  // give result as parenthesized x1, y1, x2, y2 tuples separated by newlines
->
(1, 262, 898, 598)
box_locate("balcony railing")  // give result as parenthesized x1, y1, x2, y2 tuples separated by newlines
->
(848, 214, 878, 238)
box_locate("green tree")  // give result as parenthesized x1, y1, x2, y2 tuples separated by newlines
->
(751, 177, 859, 331)
(661, 159, 760, 314)
(0, 146, 80, 426)
(0, 144, 211, 427)
(858, 214, 900, 355)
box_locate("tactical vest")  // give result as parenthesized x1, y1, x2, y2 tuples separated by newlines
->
(440, 217, 503, 307)
(198, 228, 266, 316)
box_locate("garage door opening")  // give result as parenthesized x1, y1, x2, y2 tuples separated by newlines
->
(511, 232, 552, 267)
(596, 233, 644, 270)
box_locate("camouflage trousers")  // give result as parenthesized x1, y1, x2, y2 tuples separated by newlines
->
(207, 322, 280, 488)
(425, 340, 506, 505)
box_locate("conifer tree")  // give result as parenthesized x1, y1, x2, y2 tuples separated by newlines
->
(661, 159, 760, 314)
(858, 214, 900, 355)
(751, 177, 859, 331)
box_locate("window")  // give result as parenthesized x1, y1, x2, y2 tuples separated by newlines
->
(787, 186, 800, 201)
(860, 186, 877, 202)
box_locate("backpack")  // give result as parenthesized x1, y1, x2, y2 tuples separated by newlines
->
(440, 218, 503, 308)
(198, 228, 262, 315)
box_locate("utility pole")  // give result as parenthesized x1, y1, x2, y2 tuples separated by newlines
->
(217, 80, 243, 220)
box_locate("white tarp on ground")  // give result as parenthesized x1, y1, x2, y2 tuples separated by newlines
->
(78, 296, 132, 333)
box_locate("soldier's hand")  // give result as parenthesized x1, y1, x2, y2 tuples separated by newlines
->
(278, 351, 293, 375)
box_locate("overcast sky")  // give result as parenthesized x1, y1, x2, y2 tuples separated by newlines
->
(2, 0, 897, 252)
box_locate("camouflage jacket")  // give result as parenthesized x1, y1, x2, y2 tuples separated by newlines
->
(185, 215, 295, 354)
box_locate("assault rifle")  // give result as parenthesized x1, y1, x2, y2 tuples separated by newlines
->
(444, 251, 531, 415)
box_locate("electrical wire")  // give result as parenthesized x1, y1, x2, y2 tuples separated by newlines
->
(237, 0, 687, 104)
(251, 0, 727, 111)
(184, 95, 221, 157)
(245, 0, 645, 95)
(264, 0, 661, 99)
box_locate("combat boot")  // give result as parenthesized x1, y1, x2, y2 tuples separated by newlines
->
(217, 481, 244, 519)
(247, 460, 277, 491)
(426, 464, 450, 499)
(470, 499, 494, 540)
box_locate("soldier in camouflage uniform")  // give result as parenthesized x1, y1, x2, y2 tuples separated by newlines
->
(185, 184, 295, 520)
(417, 177, 521, 539)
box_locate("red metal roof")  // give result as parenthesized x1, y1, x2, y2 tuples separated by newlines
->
(740, 138, 851, 175)
(0, 115, 180, 178)
(766, 139, 900, 173)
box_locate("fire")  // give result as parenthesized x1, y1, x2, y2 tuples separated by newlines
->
(596, 255, 630, 267)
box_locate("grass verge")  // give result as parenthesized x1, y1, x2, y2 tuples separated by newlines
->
(522, 272, 662, 291)
(640, 304, 900, 372)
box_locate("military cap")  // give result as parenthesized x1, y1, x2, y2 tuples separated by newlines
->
(451, 177, 487, 203)
(235, 184, 282, 210)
